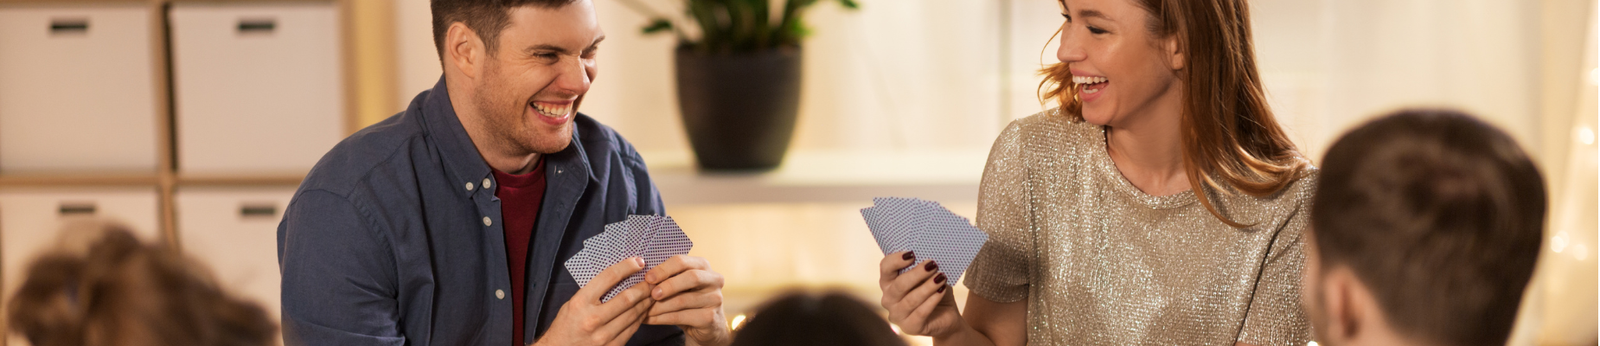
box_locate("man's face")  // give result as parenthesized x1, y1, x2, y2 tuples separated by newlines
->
(472, 0, 603, 156)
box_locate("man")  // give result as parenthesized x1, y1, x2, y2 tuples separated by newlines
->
(277, 0, 731, 345)
(1303, 109, 1546, 346)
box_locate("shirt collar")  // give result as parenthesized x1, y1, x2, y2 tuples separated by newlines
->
(419, 76, 598, 197)
(420, 77, 492, 197)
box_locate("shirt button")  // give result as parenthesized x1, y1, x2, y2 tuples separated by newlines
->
(465, 182, 475, 191)
(483, 178, 492, 189)
(482, 216, 492, 226)
(556, 168, 563, 174)
(495, 289, 505, 299)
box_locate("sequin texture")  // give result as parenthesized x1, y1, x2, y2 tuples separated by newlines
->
(962, 109, 1315, 346)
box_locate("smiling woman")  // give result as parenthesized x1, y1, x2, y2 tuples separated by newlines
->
(874, 0, 1316, 345)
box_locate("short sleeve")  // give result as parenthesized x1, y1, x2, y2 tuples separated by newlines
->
(962, 120, 1036, 303)
(1237, 197, 1313, 346)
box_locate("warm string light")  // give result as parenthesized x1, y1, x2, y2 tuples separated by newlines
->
(1553, 232, 1571, 253)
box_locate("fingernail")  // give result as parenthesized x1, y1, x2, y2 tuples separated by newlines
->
(937, 285, 947, 293)
(934, 273, 947, 285)
(902, 251, 915, 260)
(645, 272, 656, 283)
(924, 261, 938, 272)
(636, 257, 646, 266)
(653, 287, 663, 299)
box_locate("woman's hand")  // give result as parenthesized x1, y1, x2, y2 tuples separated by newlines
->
(879, 251, 964, 338)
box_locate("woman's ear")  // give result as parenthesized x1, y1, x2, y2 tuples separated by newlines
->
(446, 22, 484, 80)
(1164, 36, 1185, 71)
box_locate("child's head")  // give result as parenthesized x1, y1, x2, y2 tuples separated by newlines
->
(730, 291, 906, 346)
(7, 221, 277, 346)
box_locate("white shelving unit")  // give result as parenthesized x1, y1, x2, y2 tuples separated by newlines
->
(0, 1, 356, 344)
(645, 150, 988, 205)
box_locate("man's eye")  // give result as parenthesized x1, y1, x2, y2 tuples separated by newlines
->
(536, 53, 559, 60)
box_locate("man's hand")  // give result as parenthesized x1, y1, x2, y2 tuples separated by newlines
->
(537, 257, 655, 346)
(643, 255, 730, 346)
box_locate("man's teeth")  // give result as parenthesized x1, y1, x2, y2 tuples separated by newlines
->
(1072, 76, 1109, 85)
(532, 103, 570, 117)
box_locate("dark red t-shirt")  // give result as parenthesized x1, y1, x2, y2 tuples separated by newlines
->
(493, 158, 547, 346)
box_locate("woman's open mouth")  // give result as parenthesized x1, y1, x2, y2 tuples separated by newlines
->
(1073, 75, 1109, 95)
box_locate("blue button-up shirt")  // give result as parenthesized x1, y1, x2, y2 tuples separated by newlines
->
(278, 78, 684, 346)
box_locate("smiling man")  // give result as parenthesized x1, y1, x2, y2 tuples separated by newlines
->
(276, 0, 731, 345)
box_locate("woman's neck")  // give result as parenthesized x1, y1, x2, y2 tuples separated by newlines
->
(1104, 99, 1190, 197)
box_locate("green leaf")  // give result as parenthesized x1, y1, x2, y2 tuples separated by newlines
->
(641, 18, 674, 34)
(838, 0, 859, 9)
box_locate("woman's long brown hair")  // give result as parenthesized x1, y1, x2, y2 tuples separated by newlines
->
(1040, 0, 1310, 227)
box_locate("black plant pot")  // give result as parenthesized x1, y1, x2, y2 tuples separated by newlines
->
(674, 46, 802, 171)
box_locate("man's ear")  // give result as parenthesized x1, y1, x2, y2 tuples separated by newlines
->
(1320, 267, 1366, 343)
(446, 22, 485, 80)
(1164, 36, 1185, 71)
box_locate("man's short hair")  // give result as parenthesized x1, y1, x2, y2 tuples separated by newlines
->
(431, 0, 579, 58)
(1312, 109, 1546, 346)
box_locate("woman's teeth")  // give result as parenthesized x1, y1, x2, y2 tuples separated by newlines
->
(532, 102, 570, 118)
(1072, 76, 1108, 85)
(1073, 75, 1109, 95)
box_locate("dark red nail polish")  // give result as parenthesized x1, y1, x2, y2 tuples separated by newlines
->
(902, 251, 915, 260)
(924, 261, 938, 272)
(934, 274, 947, 284)
(937, 285, 947, 293)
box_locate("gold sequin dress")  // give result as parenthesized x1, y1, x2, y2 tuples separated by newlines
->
(962, 109, 1314, 346)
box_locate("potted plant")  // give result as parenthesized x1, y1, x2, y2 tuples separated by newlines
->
(621, 0, 858, 171)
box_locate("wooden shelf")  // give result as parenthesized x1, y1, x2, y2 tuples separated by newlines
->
(177, 173, 304, 186)
(0, 172, 161, 187)
(643, 150, 989, 205)
(0, 0, 151, 4)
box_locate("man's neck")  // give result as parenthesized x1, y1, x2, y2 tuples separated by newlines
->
(446, 79, 543, 175)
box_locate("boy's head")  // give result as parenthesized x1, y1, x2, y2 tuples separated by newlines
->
(1304, 109, 1545, 346)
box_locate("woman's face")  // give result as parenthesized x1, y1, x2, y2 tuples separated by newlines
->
(1057, 0, 1184, 127)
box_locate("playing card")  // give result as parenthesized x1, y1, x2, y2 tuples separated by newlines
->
(860, 197, 989, 286)
(920, 203, 987, 285)
(565, 214, 696, 302)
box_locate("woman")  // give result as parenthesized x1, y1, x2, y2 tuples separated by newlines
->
(878, 0, 1314, 345)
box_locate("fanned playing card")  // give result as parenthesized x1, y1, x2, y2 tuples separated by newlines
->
(564, 215, 695, 302)
(860, 197, 988, 285)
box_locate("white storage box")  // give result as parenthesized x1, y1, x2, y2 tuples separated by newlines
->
(169, 2, 344, 176)
(0, 4, 160, 172)
(174, 186, 295, 322)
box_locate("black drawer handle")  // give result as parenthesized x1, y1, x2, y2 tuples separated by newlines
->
(237, 19, 276, 33)
(58, 202, 96, 215)
(239, 204, 277, 217)
(49, 18, 89, 34)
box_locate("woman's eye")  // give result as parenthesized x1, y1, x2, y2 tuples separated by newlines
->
(1087, 26, 1108, 34)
